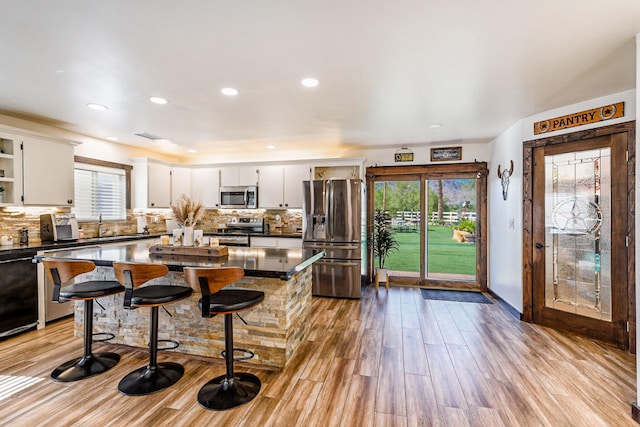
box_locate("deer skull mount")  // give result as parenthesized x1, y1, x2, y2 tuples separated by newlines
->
(497, 160, 514, 201)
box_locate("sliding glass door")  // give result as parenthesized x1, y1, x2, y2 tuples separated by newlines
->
(367, 163, 487, 290)
(425, 178, 477, 282)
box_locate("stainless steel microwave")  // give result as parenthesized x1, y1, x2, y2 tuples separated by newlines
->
(220, 185, 258, 209)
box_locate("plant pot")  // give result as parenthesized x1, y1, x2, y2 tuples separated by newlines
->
(183, 226, 194, 246)
(375, 268, 389, 292)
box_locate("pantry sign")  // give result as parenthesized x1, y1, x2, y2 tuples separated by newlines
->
(534, 102, 624, 135)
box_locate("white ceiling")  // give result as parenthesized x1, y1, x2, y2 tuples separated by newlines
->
(0, 1, 639, 162)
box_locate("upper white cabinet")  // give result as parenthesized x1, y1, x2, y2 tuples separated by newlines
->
(191, 167, 220, 208)
(133, 158, 171, 208)
(258, 164, 310, 209)
(22, 136, 74, 206)
(170, 166, 192, 205)
(257, 165, 284, 209)
(220, 166, 258, 187)
(0, 134, 21, 206)
(283, 164, 311, 208)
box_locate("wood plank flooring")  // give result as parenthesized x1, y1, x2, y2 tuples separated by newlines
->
(0, 286, 636, 426)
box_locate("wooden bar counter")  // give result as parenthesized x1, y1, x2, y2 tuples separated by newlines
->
(35, 239, 324, 370)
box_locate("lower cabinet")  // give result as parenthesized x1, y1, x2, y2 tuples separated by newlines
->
(0, 252, 38, 337)
(250, 236, 302, 249)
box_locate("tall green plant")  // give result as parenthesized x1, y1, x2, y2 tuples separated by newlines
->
(373, 210, 399, 269)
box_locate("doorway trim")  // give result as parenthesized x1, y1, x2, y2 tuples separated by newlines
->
(522, 121, 635, 351)
(365, 162, 488, 290)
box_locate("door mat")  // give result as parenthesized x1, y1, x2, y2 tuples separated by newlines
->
(420, 289, 492, 304)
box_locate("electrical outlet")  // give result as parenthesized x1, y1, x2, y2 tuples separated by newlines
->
(509, 218, 515, 229)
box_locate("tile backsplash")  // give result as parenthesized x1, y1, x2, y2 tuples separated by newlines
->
(0, 208, 303, 242)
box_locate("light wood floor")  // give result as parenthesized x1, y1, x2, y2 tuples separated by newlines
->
(0, 286, 636, 426)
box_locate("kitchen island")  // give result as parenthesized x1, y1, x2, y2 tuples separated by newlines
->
(35, 239, 324, 369)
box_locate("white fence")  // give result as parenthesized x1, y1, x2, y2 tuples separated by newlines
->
(429, 211, 476, 225)
(386, 210, 476, 228)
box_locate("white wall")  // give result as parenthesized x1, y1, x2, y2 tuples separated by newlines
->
(487, 121, 524, 310)
(360, 143, 489, 168)
(487, 89, 636, 314)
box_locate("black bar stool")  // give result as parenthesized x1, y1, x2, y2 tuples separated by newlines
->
(43, 259, 125, 382)
(184, 267, 264, 410)
(113, 262, 193, 396)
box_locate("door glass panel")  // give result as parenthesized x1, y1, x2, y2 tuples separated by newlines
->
(373, 181, 421, 276)
(425, 179, 476, 281)
(544, 148, 611, 321)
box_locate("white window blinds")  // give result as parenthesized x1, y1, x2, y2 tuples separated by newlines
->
(74, 163, 126, 221)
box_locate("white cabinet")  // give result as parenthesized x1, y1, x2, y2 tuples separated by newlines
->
(133, 159, 171, 208)
(21, 136, 74, 206)
(283, 164, 310, 208)
(0, 134, 21, 206)
(191, 167, 220, 208)
(257, 165, 284, 209)
(251, 236, 302, 249)
(170, 166, 192, 205)
(258, 164, 310, 209)
(220, 166, 258, 187)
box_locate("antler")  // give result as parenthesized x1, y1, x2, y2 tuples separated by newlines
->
(497, 160, 514, 178)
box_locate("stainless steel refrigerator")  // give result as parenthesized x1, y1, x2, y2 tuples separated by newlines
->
(302, 179, 366, 299)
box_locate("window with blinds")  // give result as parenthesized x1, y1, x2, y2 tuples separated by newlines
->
(74, 163, 126, 221)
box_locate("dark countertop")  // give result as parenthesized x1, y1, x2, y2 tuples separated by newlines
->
(33, 240, 323, 280)
(0, 231, 302, 259)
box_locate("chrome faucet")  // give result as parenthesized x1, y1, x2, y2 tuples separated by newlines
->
(98, 212, 107, 237)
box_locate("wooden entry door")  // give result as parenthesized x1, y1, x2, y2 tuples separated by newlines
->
(529, 131, 631, 349)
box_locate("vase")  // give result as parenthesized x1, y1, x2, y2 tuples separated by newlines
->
(172, 228, 183, 246)
(183, 226, 194, 246)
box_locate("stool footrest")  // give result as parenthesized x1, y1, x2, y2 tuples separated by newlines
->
(156, 339, 180, 351)
(92, 332, 116, 343)
(221, 347, 255, 362)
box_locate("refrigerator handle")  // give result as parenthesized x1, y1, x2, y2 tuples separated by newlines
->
(328, 180, 335, 241)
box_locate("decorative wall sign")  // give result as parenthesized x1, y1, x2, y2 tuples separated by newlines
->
(430, 146, 462, 162)
(394, 147, 414, 162)
(533, 102, 624, 135)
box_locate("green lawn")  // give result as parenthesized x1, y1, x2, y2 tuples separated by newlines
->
(383, 225, 476, 275)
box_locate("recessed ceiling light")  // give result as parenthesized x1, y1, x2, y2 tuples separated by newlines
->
(187, 149, 197, 153)
(301, 78, 319, 88)
(430, 123, 443, 129)
(221, 87, 238, 96)
(149, 97, 168, 105)
(105, 136, 118, 141)
(267, 145, 277, 149)
(87, 103, 108, 111)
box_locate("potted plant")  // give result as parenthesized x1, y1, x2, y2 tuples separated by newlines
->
(171, 194, 204, 246)
(372, 209, 399, 289)
(452, 217, 476, 243)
